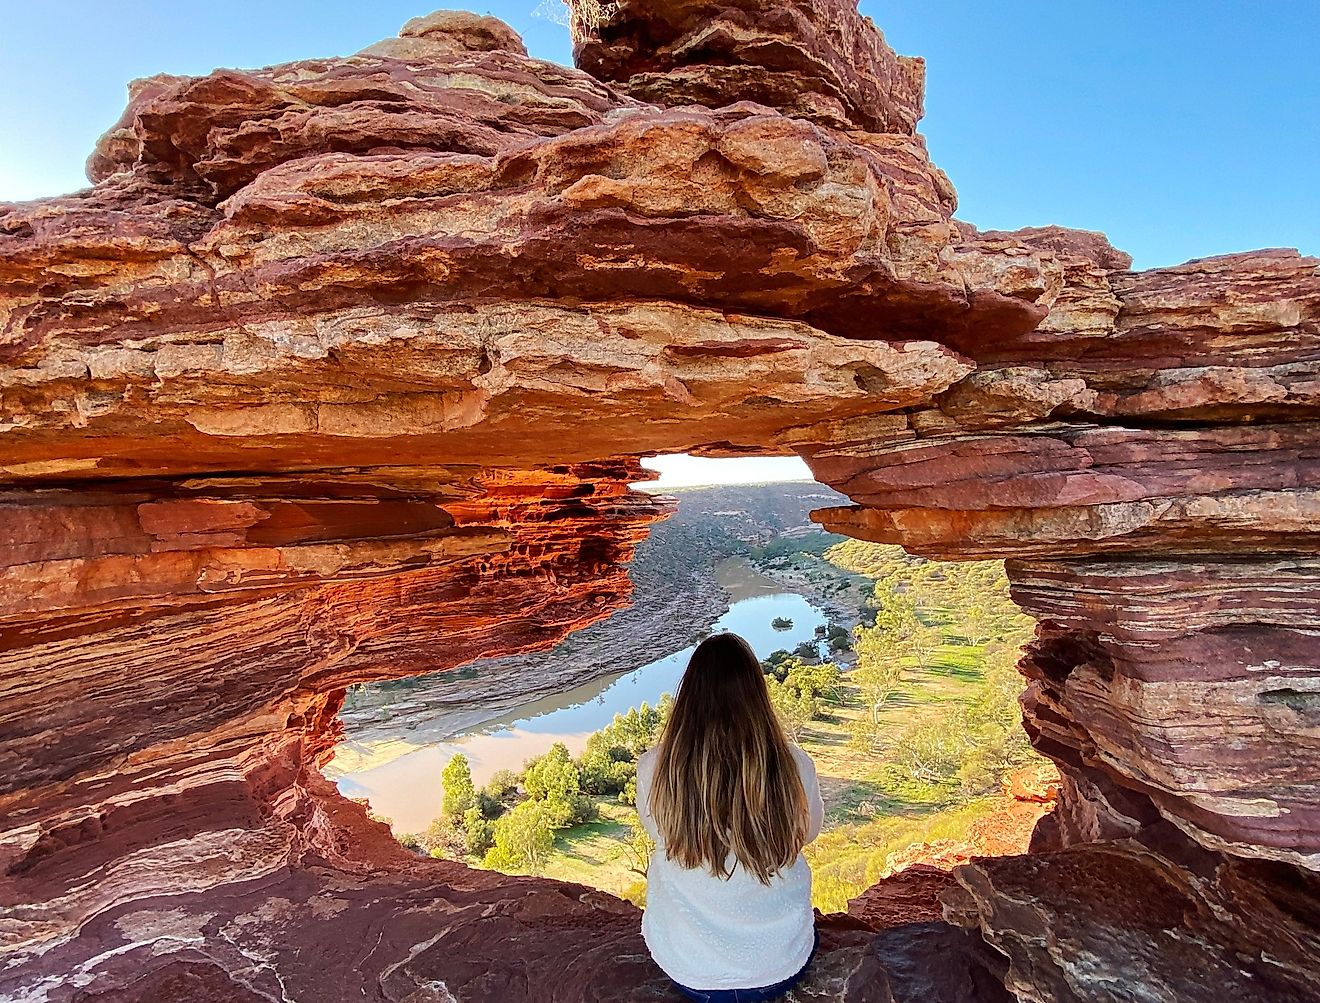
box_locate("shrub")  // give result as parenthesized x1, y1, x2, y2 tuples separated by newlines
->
(793, 640, 819, 660)
(397, 832, 422, 852)
(621, 819, 655, 877)
(891, 714, 975, 784)
(485, 769, 521, 802)
(422, 812, 469, 855)
(762, 649, 794, 680)
(766, 677, 819, 741)
(462, 806, 495, 856)
(784, 659, 842, 704)
(827, 624, 852, 653)
(620, 881, 648, 908)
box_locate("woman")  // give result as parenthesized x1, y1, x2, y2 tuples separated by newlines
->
(636, 632, 825, 1002)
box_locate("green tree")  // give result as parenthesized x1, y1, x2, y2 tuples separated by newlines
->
(485, 769, 521, 803)
(579, 736, 635, 796)
(852, 626, 905, 726)
(826, 624, 852, 653)
(524, 742, 592, 827)
(762, 649, 794, 680)
(483, 800, 556, 874)
(767, 677, 818, 741)
(872, 587, 919, 639)
(577, 698, 670, 796)
(871, 588, 940, 664)
(793, 640, 820, 660)
(893, 714, 975, 783)
(524, 742, 578, 800)
(441, 753, 477, 825)
(954, 644, 1035, 793)
(784, 659, 842, 704)
(962, 603, 993, 646)
(622, 818, 654, 878)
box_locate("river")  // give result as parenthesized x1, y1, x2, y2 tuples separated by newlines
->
(328, 558, 831, 834)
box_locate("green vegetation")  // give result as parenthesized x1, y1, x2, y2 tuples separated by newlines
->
(795, 540, 1046, 910)
(805, 798, 1000, 913)
(747, 531, 847, 562)
(396, 540, 1047, 914)
(839, 545, 1036, 798)
(404, 701, 671, 878)
(441, 753, 477, 823)
(484, 800, 556, 872)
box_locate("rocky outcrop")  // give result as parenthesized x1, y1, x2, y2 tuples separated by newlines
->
(572, 0, 925, 135)
(2, 0, 1317, 1000)
(944, 838, 1320, 1003)
(847, 865, 960, 928)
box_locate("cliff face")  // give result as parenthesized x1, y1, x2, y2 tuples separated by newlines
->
(2, 4, 1317, 1001)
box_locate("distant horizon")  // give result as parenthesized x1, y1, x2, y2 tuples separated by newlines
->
(638, 455, 816, 491)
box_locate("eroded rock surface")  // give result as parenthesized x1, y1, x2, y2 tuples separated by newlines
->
(945, 837, 1320, 1003)
(2, 0, 1317, 1000)
(573, 0, 926, 135)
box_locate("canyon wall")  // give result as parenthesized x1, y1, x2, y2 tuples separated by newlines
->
(1, 3, 1316, 1000)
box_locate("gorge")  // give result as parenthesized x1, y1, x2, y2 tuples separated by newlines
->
(2, 2, 1319, 1001)
(328, 482, 845, 833)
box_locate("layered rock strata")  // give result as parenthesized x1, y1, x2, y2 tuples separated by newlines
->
(1, 2, 1317, 1001)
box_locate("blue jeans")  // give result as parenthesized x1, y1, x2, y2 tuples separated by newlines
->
(672, 930, 819, 1002)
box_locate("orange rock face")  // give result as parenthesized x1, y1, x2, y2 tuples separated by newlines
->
(2, 1, 1318, 1000)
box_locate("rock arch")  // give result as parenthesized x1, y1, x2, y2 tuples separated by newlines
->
(1, 4, 1317, 1000)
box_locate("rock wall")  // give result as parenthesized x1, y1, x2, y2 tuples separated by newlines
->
(1, 3, 1316, 1000)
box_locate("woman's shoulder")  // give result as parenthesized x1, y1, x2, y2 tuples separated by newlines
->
(637, 746, 658, 774)
(789, 743, 818, 776)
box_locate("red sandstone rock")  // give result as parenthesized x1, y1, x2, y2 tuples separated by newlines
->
(944, 840, 1320, 1003)
(86, 25, 620, 197)
(2, 1, 1318, 1001)
(571, 0, 925, 134)
(847, 865, 959, 928)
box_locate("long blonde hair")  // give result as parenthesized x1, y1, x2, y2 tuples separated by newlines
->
(648, 633, 809, 883)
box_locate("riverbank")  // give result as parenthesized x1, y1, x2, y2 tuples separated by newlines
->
(751, 552, 873, 664)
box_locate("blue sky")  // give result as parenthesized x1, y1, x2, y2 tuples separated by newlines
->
(2, 2, 1316, 487)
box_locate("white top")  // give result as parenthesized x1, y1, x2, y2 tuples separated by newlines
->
(635, 744, 825, 990)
